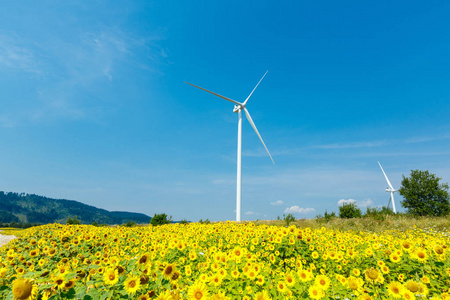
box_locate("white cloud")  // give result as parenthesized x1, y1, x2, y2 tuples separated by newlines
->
(338, 199, 357, 206)
(284, 206, 315, 214)
(270, 200, 284, 206)
(358, 198, 374, 208)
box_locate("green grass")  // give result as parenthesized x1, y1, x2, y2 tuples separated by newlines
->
(252, 215, 450, 233)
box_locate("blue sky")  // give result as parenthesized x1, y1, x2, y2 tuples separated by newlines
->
(1, 1, 449, 221)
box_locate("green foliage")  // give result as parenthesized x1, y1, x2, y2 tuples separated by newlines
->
(123, 220, 136, 227)
(315, 210, 336, 223)
(0, 210, 19, 223)
(150, 213, 172, 226)
(339, 202, 362, 219)
(67, 216, 81, 225)
(283, 213, 295, 226)
(364, 206, 393, 221)
(399, 170, 450, 216)
(198, 218, 211, 224)
(179, 219, 189, 224)
(0, 191, 151, 224)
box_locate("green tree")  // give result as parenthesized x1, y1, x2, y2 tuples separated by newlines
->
(399, 170, 450, 216)
(67, 216, 81, 225)
(150, 213, 172, 226)
(339, 202, 362, 219)
(283, 213, 295, 226)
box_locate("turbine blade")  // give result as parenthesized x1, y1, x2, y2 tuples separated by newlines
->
(243, 108, 275, 165)
(243, 70, 268, 106)
(378, 161, 394, 190)
(185, 82, 243, 106)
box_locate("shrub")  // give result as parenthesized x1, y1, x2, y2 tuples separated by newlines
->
(67, 216, 81, 225)
(339, 203, 362, 219)
(124, 220, 136, 227)
(150, 213, 172, 226)
(365, 206, 394, 220)
(283, 213, 295, 226)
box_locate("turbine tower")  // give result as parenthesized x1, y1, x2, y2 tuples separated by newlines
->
(186, 71, 275, 222)
(378, 161, 397, 213)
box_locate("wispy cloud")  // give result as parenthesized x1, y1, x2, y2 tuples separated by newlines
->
(338, 198, 373, 208)
(270, 200, 284, 206)
(284, 206, 315, 214)
(1, 28, 168, 125)
(0, 33, 41, 74)
(245, 211, 259, 215)
(0, 114, 18, 128)
(312, 141, 387, 149)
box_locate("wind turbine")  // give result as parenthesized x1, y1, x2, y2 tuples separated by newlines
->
(378, 161, 397, 213)
(186, 71, 275, 222)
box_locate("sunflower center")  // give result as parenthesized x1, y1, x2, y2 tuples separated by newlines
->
(195, 291, 203, 299)
(165, 266, 173, 275)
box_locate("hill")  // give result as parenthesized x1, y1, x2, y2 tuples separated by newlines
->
(0, 191, 152, 225)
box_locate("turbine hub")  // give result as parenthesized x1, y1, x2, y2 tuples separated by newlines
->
(233, 105, 241, 113)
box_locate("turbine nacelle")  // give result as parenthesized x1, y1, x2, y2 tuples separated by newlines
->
(233, 105, 242, 113)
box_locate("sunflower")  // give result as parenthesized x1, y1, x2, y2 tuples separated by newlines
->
(387, 281, 404, 299)
(138, 253, 151, 266)
(308, 285, 325, 300)
(163, 263, 176, 279)
(298, 269, 312, 282)
(405, 280, 420, 293)
(364, 268, 379, 283)
(414, 249, 428, 263)
(53, 275, 66, 289)
(103, 268, 119, 285)
(357, 294, 373, 300)
(276, 281, 288, 293)
(155, 290, 173, 300)
(188, 281, 209, 300)
(0, 267, 8, 278)
(12, 278, 33, 300)
(256, 274, 265, 285)
(124, 275, 141, 295)
(63, 279, 76, 290)
(403, 290, 416, 300)
(284, 272, 296, 286)
(315, 274, 331, 290)
(210, 274, 222, 286)
(254, 291, 272, 300)
(210, 291, 229, 300)
(389, 252, 401, 263)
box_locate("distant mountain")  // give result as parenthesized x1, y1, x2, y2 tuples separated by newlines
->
(0, 191, 152, 225)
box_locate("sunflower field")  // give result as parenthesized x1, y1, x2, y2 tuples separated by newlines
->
(0, 222, 449, 300)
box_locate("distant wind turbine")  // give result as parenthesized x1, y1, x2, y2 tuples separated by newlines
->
(378, 161, 397, 213)
(186, 71, 275, 222)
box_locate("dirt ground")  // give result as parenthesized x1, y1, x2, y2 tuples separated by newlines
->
(0, 233, 16, 248)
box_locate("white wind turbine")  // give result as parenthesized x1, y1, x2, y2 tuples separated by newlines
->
(378, 161, 397, 213)
(186, 71, 275, 222)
